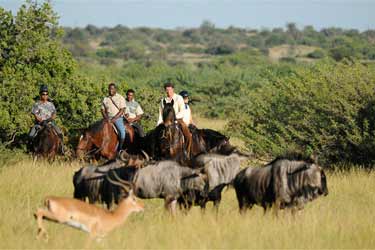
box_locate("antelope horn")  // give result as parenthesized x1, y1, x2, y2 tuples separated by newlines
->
(112, 170, 133, 187)
(141, 150, 150, 162)
(106, 173, 130, 192)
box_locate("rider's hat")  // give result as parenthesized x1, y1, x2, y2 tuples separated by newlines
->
(39, 85, 49, 94)
(179, 90, 189, 98)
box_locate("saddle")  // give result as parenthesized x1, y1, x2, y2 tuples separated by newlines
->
(111, 122, 134, 143)
(33, 122, 58, 139)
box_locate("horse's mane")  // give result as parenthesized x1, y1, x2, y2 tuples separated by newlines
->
(88, 120, 105, 134)
(162, 102, 176, 122)
(268, 152, 316, 165)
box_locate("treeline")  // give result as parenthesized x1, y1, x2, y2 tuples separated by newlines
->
(63, 20, 375, 64)
(1, 1, 375, 166)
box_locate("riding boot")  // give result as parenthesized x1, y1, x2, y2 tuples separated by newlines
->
(118, 138, 125, 152)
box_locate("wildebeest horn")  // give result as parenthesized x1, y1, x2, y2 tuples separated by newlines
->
(118, 149, 129, 162)
(141, 150, 150, 162)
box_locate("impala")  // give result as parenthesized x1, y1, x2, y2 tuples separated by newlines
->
(34, 175, 143, 243)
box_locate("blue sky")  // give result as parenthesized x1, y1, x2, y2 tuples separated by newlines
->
(1, 0, 374, 30)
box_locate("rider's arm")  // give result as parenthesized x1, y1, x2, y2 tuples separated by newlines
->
(31, 103, 43, 123)
(110, 108, 124, 123)
(110, 96, 125, 123)
(157, 100, 163, 125)
(101, 98, 110, 120)
(50, 103, 57, 121)
(175, 96, 185, 120)
(189, 107, 194, 125)
(132, 103, 144, 122)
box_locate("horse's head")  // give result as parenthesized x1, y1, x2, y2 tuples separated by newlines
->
(159, 122, 184, 161)
(162, 99, 176, 126)
(32, 123, 60, 159)
(76, 130, 92, 160)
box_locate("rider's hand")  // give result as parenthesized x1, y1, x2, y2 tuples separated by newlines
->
(36, 116, 43, 123)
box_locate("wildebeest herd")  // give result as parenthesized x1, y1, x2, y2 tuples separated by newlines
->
(34, 101, 329, 243)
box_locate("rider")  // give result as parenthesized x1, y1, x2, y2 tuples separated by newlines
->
(157, 82, 192, 156)
(125, 89, 145, 137)
(29, 85, 64, 151)
(179, 90, 195, 127)
(101, 83, 126, 152)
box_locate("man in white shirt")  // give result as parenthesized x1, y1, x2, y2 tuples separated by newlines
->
(125, 89, 145, 137)
(101, 83, 126, 152)
(157, 82, 192, 157)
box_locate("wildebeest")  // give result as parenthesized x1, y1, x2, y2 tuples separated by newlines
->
(177, 152, 248, 211)
(73, 150, 149, 208)
(233, 154, 328, 214)
(106, 161, 203, 215)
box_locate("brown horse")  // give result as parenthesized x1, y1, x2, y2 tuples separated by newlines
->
(32, 123, 63, 161)
(76, 119, 136, 161)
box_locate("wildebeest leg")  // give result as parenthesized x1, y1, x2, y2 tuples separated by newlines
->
(273, 199, 282, 217)
(33, 155, 38, 166)
(164, 197, 177, 216)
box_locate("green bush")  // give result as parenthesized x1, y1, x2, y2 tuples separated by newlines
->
(0, 2, 102, 146)
(307, 49, 326, 59)
(228, 60, 375, 165)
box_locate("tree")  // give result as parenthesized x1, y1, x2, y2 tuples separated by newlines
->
(0, 1, 102, 146)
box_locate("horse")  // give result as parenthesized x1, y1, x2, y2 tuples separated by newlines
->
(140, 101, 234, 163)
(31, 123, 63, 161)
(140, 100, 186, 162)
(76, 119, 137, 161)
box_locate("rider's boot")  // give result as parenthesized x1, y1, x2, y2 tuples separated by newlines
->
(118, 138, 125, 152)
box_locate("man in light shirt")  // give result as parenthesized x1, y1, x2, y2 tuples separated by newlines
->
(101, 83, 126, 152)
(125, 89, 145, 137)
(157, 82, 192, 156)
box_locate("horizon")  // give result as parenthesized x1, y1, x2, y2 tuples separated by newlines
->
(0, 0, 374, 31)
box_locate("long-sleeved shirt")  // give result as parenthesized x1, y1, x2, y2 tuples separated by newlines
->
(157, 93, 185, 125)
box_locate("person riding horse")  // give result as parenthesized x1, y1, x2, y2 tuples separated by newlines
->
(29, 85, 64, 153)
(157, 82, 192, 158)
(125, 89, 145, 137)
(101, 83, 126, 152)
(179, 90, 195, 128)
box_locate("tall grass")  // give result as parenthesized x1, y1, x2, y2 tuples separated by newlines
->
(0, 159, 374, 249)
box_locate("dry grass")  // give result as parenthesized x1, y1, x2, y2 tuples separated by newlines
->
(0, 160, 374, 249)
(1, 118, 373, 248)
(268, 45, 318, 61)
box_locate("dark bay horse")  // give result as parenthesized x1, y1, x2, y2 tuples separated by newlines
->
(141, 100, 234, 163)
(32, 123, 63, 160)
(76, 119, 137, 161)
(155, 100, 186, 162)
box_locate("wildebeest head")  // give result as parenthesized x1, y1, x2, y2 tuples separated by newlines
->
(288, 162, 329, 198)
(118, 150, 150, 168)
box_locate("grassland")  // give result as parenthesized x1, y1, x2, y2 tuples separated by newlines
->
(0, 118, 374, 249)
(0, 160, 374, 249)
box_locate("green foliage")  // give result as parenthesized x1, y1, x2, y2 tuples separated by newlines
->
(228, 60, 375, 165)
(307, 49, 326, 59)
(0, 2, 102, 144)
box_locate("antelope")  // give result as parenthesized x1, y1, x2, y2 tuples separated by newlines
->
(34, 175, 143, 243)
